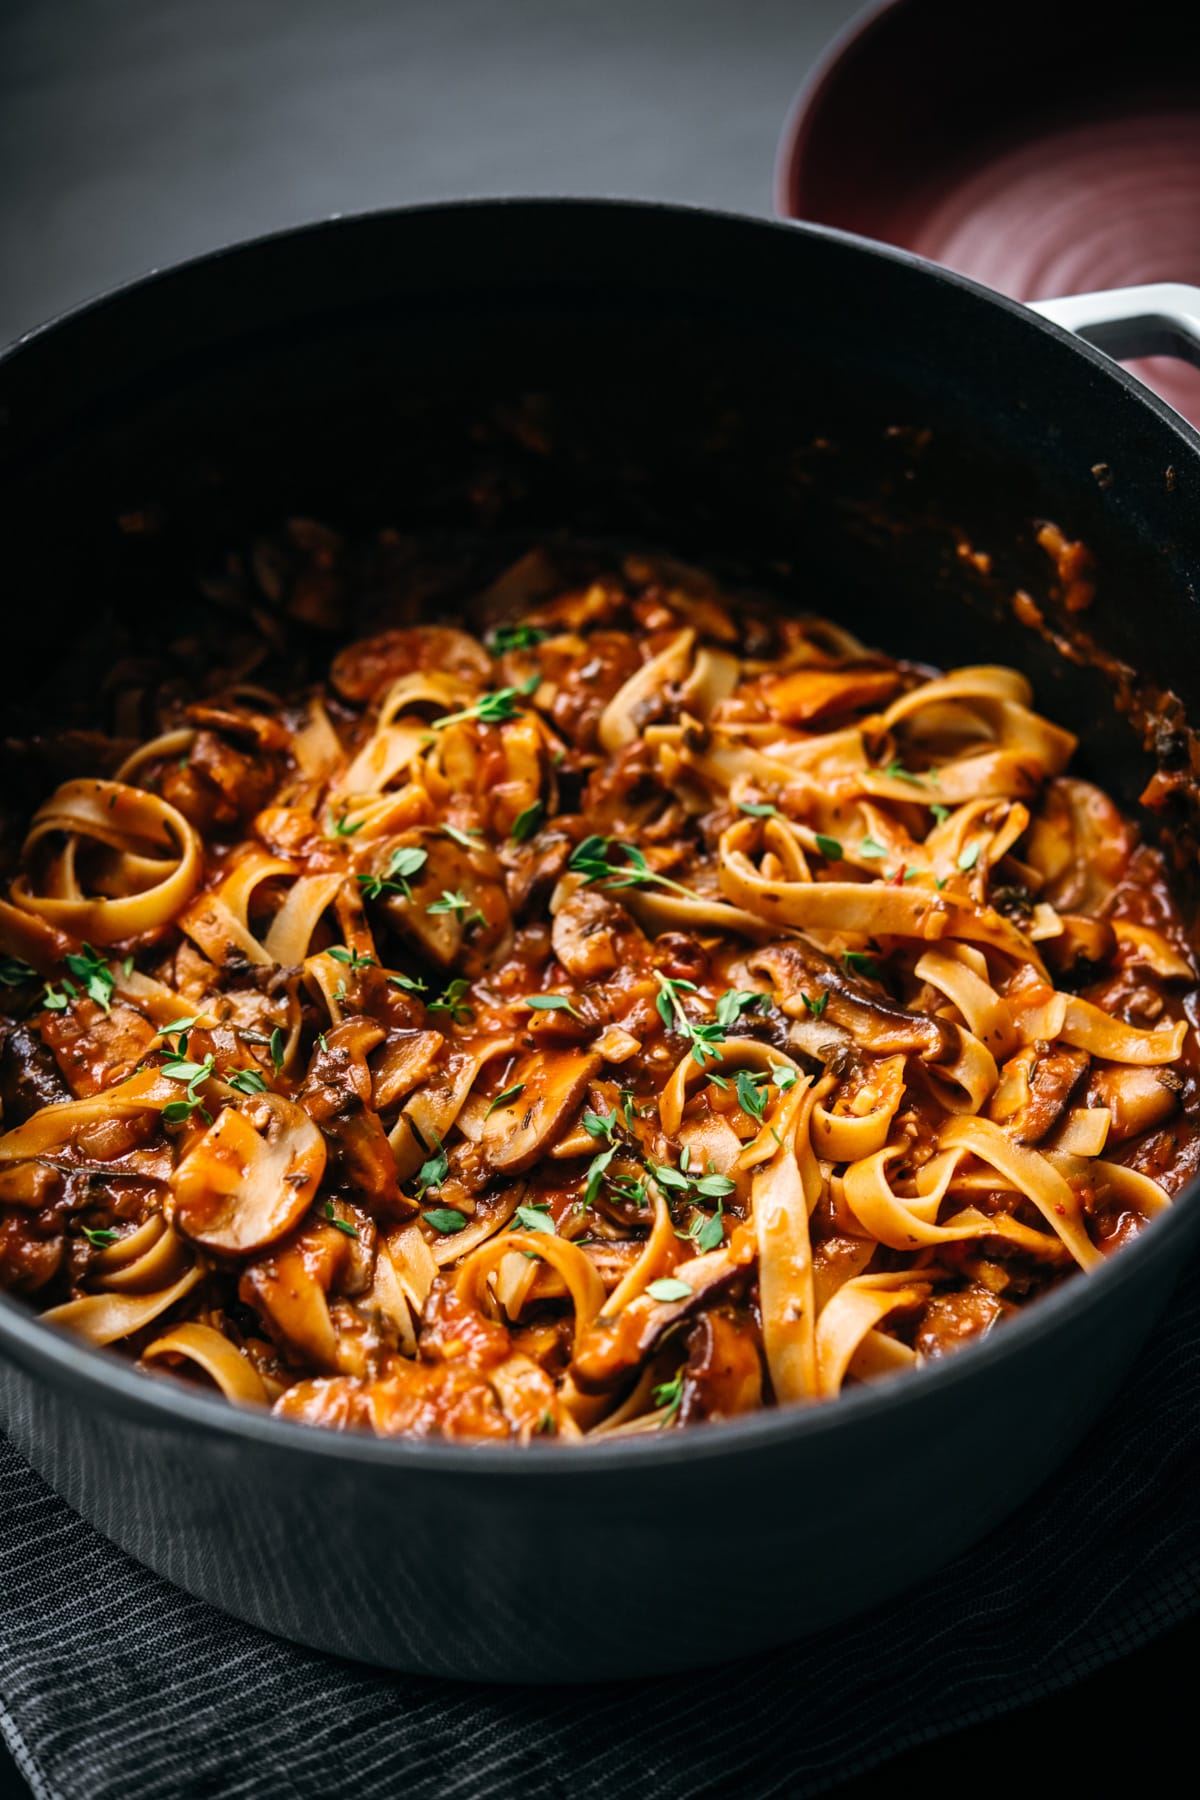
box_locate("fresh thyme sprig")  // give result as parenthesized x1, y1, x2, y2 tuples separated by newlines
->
(427, 977, 473, 1025)
(653, 974, 763, 1069)
(357, 846, 428, 901)
(568, 836, 708, 906)
(488, 623, 548, 654)
(432, 674, 539, 730)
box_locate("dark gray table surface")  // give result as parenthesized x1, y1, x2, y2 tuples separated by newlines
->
(2, 1, 1197, 1795)
(0, 0, 859, 345)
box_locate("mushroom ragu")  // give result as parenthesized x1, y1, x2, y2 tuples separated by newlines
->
(0, 537, 1196, 1441)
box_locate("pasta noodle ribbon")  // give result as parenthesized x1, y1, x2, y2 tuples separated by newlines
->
(455, 1232, 606, 1354)
(41, 1266, 202, 1346)
(937, 1115, 1102, 1269)
(812, 1056, 906, 1162)
(718, 819, 1046, 970)
(753, 1092, 818, 1405)
(142, 1323, 268, 1405)
(14, 780, 203, 944)
(815, 1273, 933, 1400)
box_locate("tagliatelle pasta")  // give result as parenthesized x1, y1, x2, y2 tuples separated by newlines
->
(0, 540, 1196, 1441)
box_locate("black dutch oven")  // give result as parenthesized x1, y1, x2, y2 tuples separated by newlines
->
(1, 201, 1199, 1682)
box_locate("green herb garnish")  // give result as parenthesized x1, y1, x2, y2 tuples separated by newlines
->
(582, 1145, 617, 1208)
(568, 835, 708, 906)
(432, 675, 539, 730)
(883, 759, 926, 787)
(510, 802, 544, 843)
(647, 1277, 693, 1303)
(357, 845, 428, 901)
(692, 1203, 726, 1254)
(324, 1199, 359, 1240)
(486, 1083, 526, 1117)
(160, 1051, 216, 1125)
(653, 1368, 685, 1422)
(655, 975, 720, 1066)
(424, 1207, 466, 1234)
(488, 623, 547, 654)
(426, 888, 471, 920)
(736, 1067, 768, 1123)
(64, 945, 115, 1013)
(81, 1225, 120, 1249)
(416, 1139, 449, 1196)
(513, 1204, 556, 1235)
(525, 994, 582, 1018)
(227, 1067, 269, 1096)
(427, 977, 473, 1025)
(327, 946, 377, 972)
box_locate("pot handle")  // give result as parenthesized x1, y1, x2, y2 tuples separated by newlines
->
(1029, 283, 1200, 367)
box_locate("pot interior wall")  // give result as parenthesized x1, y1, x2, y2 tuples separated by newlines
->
(1, 204, 1196, 831)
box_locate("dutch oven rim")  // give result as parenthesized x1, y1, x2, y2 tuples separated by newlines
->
(1, 194, 1197, 1475)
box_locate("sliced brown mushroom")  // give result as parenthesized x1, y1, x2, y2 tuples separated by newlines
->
(171, 1091, 326, 1253)
(987, 1043, 1089, 1144)
(300, 1016, 415, 1218)
(914, 1285, 1010, 1359)
(479, 1046, 603, 1174)
(762, 665, 902, 724)
(1087, 1061, 1180, 1142)
(1023, 776, 1133, 912)
(750, 942, 956, 1063)
(550, 884, 647, 981)
(1042, 914, 1116, 977)
(569, 1248, 746, 1394)
(677, 1307, 763, 1423)
(369, 1029, 446, 1112)
(330, 626, 492, 702)
(240, 1219, 354, 1370)
(377, 832, 511, 973)
(301, 1016, 385, 1120)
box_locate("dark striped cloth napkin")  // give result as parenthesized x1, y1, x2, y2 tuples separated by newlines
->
(3, 1256, 1200, 1800)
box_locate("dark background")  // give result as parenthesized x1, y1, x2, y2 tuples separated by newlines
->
(0, 0, 857, 343)
(0, 0, 1196, 1793)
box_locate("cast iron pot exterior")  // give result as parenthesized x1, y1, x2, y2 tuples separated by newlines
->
(1, 201, 1199, 1681)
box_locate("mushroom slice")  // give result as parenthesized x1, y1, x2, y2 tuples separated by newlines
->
(479, 1046, 602, 1173)
(569, 1248, 744, 1394)
(331, 625, 492, 702)
(551, 887, 622, 979)
(751, 942, 954, 1062)
(380, 832, 511, 973)
(370, 1029, 446, 1112)
(987, 1044, 1089, 1145)
(1087, 1062, 1180, 1143)
(172, 1092, 326, 1253)
(1024, 776, 1133, 912)
(762, 665, 902, 724)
